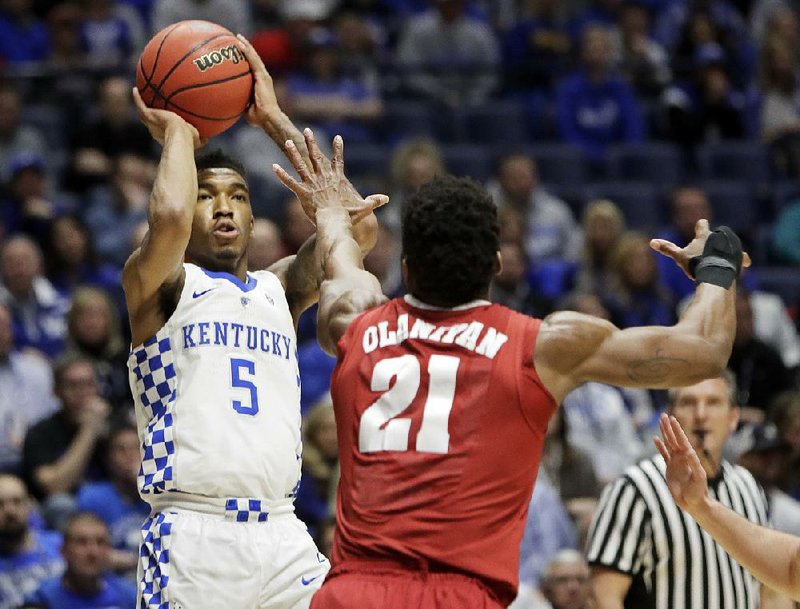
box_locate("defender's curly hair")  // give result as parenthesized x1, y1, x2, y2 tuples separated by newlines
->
(402, 175, 499, 306)
(195, 149, 247, 179)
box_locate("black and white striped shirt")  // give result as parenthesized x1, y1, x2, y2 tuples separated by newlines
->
(586, 456, 769, 609)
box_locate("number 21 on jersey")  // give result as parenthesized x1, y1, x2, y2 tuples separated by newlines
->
(359, 354, 460, 454)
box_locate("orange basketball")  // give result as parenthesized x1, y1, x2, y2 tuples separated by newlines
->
(136, 20, 253, 138)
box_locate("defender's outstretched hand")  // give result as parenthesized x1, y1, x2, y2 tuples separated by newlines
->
(654, 413, 709, 513)
(132, 88, 205, 149)
(273, 128, 388, 224)
(650, 219, 751, 280)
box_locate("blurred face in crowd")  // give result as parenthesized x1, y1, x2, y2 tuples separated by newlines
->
(669, 377, 739, 476)
(584, 205, 623, 258)
(100, 77, 134, 126)
(107, 428, 140, 486)
(11, 166, 46, 200)
(63, 516, 110, 580)
(570, 293, 611, 320)
(498, 156, 537, 207)
(311, 406, 338, 460)
(404, 153, 439, 193)
(56, 361, 99, 421)
(364, 225, 398, 283)
(620, 4, 650, 39)
(672, 188, 711, 241)
(0, 305, 12, 361)
(542, 551, 591, 609)
(248, 218, 284, 271)
(283, 196, 315, 252)
(1, 237, 41, 299)
(52, 217, 89, 268)
(0, 475, 30, 545)
(70, 291, 112, 350)
(0, 89, 21, 136)
(619, 238, 657, 290)
(582, 27, 613, 74)
(436, 0, 464, 22)
(495, 242, 526, 290)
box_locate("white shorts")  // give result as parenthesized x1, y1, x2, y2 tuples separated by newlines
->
(138, 494, 330, 609)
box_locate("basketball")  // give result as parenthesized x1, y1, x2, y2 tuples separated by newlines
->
(136, 20, 253, 139)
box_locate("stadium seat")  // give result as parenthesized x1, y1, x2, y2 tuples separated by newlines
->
(752, 267, 800, 307)
(461, 100, 527, 146)
(442, 144, 492, 182)
(524, 143, 588, 188)
(696, 142, 771, 186)
(607, 142, 684, 187)
(582, 181, 662, 230)
(700, 180, 756, 234)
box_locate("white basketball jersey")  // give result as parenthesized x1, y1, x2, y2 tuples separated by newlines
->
(128, 263, 302, 502)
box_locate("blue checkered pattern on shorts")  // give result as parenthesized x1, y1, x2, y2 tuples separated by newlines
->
(225, 498, 270, 522)
(130, 333, 177, 494)
(139, 512, 175, 609)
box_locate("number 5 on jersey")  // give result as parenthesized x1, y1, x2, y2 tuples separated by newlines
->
(360, 354, 459, 454)
(230, 356, 260, 416)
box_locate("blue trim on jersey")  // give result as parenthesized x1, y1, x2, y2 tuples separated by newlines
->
(200, 268, 258, 292)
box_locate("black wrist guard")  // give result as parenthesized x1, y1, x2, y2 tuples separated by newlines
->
(688, 226, 743, 289)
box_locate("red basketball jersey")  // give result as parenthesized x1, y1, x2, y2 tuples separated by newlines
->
(329, 296, 558, 605)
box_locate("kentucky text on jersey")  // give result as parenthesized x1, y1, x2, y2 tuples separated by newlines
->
(181, 321, 292, 359)
(361, 313, 508, 359)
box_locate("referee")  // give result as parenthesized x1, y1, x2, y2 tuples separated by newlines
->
(586, 373, 793, 609)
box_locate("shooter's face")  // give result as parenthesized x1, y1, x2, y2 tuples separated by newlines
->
(670, 378, 739, 475)
(187, 168, 254, 271)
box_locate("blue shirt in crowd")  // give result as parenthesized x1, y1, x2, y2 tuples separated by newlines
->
(24, 574, 137, 609)
(77, 482, 150, 558)
(0, 530, 63, 609)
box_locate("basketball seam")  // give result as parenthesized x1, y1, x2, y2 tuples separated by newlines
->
(141, 22, 183, 87)
(142, 82, 246, 121)
(164, 69, 252, 106)
(154, 33, 231, 95)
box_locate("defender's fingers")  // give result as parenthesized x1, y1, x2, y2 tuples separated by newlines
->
(284, 140, 312, 182)
(650, 239, 681, 260)
(364, 194, 389, 210)
(694, 219, 711, 237)
(272, 163, 304, 194)
(331, 135, 344, 177)
(304, 128, 326, 175)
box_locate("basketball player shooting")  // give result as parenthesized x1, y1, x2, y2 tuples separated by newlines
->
(273, 130, 751, 609)
(124, 47, 385, 609)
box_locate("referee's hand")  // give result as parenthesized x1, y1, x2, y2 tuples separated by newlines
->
(654, 413, 710, 514)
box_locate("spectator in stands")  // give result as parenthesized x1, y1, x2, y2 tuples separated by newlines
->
(751, 0, 799, 46)
(364, 224, 403, 298)
(247, 218, 285, 272)
(0, 302, 56, 473)
(502, 0, 572, 90)
(655, 185, 711, 301)
(68, 77, 153, 193)
(0, 152, 72, 243)
(0, 474, 63, 609)
(489, 152, 580, 263)
(662, 42, 747, 148)
(80, 0, 144, 69)
(83, 153, 151, 267)
(45, 2, 84, 69)
(396, 0, 501, 107)
(76, 424, 147, 578)
(281, 195, 316, 255)
(384, 137, 445, 230)
(737, 423, 800, 535)
(490, 241, 553, 318)
(44, 216, 120, 301)
(151, 0, 250, 37)
(729, 288, 795, 419)
(513, 479, 579, 609)
(22, 355, 109, 527)
(283, 28, 383, 144)
(0, 235, 69, 358)
(540, 550, 592, 609)
(0, 86, 47, 182)
(65, 288, 130, 411)
(574, 199, 626, 295)
(760, 36, 800, 177)
(0, 0, 50, 64)
(23, 512, 136, 609)
(555, 25, 645, 166)
(332, 9, 384, 92)
(615, 0, 672, 99)
(769, 391, 800, 500)
(295, 396, 339, 538)
(602, 231, 676, 329)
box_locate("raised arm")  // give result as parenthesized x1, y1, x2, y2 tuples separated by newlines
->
(655, 414, 800, 601)
(273, 132, 387, 353)
(122, 89, 203, 346)
(535, 221, 745, 403)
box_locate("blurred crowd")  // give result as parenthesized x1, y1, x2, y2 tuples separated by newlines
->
(2, 0, 800, 607)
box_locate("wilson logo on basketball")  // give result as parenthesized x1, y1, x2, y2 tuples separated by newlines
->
(193, 45, 244, 72)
